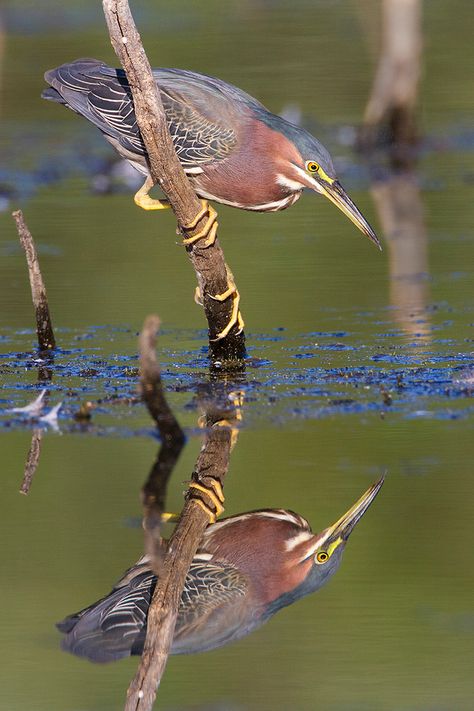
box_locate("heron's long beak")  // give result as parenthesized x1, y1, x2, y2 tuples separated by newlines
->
(317, 476, 384, 555)
(317, 179, 381, 250)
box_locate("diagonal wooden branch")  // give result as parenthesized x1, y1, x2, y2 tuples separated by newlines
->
(126, 316, 236, 711)
(102, 0, 245, 363)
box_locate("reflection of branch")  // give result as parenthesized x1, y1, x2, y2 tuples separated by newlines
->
(12, 210, 56, 352)
(102, 0, 245, 362)
(19, 428, 43, 495)
(126, 320, 237, 711)
(139, 316, 185, 562)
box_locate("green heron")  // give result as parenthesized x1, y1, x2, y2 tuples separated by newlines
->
(43, 59, 380, 339)
(57, 476, 383, 662)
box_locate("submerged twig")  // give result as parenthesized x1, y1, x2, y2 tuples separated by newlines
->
(12, 210, 56, 351)
(20, 429, 43, 495)
(102, 0, 246, 364)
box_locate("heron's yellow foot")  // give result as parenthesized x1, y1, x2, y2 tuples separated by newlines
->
(195, 282, 244, 340)
(182, 200, 218, 248)
(134, 177, 171, 211)
(210, 280, 245, 341)
(188, 480, 225, 524)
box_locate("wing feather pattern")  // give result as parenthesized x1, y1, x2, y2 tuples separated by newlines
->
(57, 555, 248, 662)
(43, 59, 238, 171)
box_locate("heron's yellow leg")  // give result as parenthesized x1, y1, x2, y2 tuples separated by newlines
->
(182, 200, 218, 248)
(134, 176, 171, 211)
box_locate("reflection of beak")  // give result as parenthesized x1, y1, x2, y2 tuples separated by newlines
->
(317, 179, 381, 250)
(321, 476, 384, 554)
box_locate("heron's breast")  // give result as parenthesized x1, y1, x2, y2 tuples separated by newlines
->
(194, 117, 303, 210)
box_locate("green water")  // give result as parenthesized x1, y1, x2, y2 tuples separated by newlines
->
(1, 2, 474, 710)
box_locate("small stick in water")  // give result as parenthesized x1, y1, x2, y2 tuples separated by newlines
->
(20, 429, 43, 495)
(12, 209, 56, 351)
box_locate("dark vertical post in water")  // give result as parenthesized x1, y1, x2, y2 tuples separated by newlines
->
(12, 210, 56, 351)
(358, 0, 422, 163)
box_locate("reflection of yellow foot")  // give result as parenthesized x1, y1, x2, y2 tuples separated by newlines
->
(134, 176, 171, 211)
(161, 512, 180, 523)
(213, 391, 245, 450)
(210, 272, 245, 341)
(182, 200, 218, 248)
(188, 480, 225, 524)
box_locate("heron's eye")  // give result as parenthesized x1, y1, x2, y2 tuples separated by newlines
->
(316, 551, 329, 564)
(306, 161, 320, 173)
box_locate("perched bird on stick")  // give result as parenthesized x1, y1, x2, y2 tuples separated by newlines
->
(43, 59, 380, 337)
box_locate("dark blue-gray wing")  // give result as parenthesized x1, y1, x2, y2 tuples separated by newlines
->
(43, 59, 239, 169)
(57, 558, 249, 663)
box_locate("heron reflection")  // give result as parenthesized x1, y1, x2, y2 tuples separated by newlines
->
(57, 477, 383, 662)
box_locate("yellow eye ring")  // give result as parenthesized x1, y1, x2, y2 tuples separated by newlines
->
(306, 161, 320, 173)
(316, 551, 329, 564)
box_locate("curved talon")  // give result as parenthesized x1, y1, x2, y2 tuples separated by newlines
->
(182, 199, 210, 231)
(182, 200, 218, 248)
(211, 287, 245, 341)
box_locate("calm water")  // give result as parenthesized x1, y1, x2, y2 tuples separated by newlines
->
(1, 1, 474, 710)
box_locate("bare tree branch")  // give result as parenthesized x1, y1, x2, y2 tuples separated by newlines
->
(102, 0, 245, 363)
(12, 210, 56, 351)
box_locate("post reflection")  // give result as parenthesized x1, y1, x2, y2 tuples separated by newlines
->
(57, 475, 383, 662)
(371, 172, 431, 340)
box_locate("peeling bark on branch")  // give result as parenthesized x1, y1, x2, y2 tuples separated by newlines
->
(102, 0, 245, 363)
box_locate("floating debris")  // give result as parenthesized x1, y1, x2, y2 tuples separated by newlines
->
(6, 389, 47, 416)
(39, 402, 63, 430)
